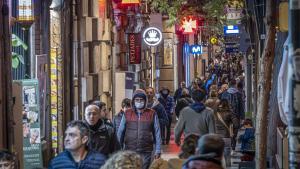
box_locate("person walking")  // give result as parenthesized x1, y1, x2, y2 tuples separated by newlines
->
(221, 79, 244, 149)
(113, 98, 131, 133)
(205, 90, 220, 111)
(118, 89, 161, 169)
(182, 134, 225, 169)
(84, 104, 120, 157)
(92, 101, 113, 127)
(174, 88, 193, 118)
(158, 87, 175, 145)
(146, 87, 169, 145)
(174, 81, 186, 103)
(214, 99, 239, 167)
(174, 89, 216, 146)
(48, 121, 106, 169)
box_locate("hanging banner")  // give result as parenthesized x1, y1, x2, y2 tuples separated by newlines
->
(128, 33, 141, 64)
(19, 80, 43, 169)
(50, 49, 58, 155)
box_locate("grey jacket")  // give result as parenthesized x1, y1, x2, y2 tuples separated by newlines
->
(174, 106, 216, 143)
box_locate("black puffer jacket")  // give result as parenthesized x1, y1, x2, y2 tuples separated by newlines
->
(86, 119, 120, 157)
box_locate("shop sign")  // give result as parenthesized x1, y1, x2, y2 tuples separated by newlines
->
(19, 80, 43, 169)
(143, 27, 162, 46)
(121, 0, 140, 4)
(180, 17, 198, 34)
(225, 42, 240, 53)
(190, 45, 202, 55)
(128, 33, 141, 64)
(224, 25, 239, 34)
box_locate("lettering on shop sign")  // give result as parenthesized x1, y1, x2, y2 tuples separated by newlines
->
(128, 33, 141, 64)
(190, 45, 202, 55)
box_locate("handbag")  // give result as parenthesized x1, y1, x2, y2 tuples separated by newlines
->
(216, 112, 234, 137)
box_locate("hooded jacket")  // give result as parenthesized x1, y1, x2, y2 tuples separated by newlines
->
(174, 102, 216, 144)
(117, 89, 161, 154)
(221, 87, 245, 119)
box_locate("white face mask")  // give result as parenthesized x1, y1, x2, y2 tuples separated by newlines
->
(135, 102, 145, 109)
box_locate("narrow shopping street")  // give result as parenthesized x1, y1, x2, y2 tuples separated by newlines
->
(0, 0, 299, 169)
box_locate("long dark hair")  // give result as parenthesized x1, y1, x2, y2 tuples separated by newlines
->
(218, 99, 231, 110)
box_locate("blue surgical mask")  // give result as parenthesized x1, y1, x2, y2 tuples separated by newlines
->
(135, 102, 145, 109)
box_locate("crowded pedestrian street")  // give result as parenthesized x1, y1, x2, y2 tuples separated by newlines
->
(1, 0, 300, 169)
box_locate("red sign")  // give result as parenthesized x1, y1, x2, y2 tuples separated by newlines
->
(128, 33, 141, 64)
(180, 17, 198, 34)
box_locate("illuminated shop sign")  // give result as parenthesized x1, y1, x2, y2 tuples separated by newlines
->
(121, 0, 140, 4)
(224, 25, 239, 34)
(190, 45, 202, 55)
(143, 27, 162, 46)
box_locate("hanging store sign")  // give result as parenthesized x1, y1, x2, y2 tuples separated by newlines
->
(224, 25, 239, 34)
(143, 27, 162, 46)
(128, 33, 141, 64)
(17, 0, 34, 27)
(190, 45, 202, 55)
(180, 17, 198, 34)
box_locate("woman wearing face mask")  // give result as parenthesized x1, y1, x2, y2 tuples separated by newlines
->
(117, 89, 162, 169)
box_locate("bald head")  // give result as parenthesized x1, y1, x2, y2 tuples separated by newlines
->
(85, 105, 101, 125)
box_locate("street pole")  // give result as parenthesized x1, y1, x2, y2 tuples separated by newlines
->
(0, 0, 13, 150)
(288, 0, 300, 168)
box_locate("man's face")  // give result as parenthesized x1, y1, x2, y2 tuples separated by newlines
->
(64, 126, 87, 151)
(100, 106, 107, 119)
(146, 88, 154, 101)
(85, 105, 101, 125)
(0, 160, 13, 169)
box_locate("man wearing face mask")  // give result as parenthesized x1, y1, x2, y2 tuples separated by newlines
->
(145, 87, 169, 145)
(118, 89, 162, 169)
(158, 87, 175, 145)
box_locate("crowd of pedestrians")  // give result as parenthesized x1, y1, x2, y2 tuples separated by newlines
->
(1, 62, 255, 169)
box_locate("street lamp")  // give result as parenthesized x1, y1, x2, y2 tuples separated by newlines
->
(16, 0, 34, 28)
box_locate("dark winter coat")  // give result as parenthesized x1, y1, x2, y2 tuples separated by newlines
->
(86, 119, 120, 157)
(221, 87, 245, 119)
(48, 150, 106, 169)
(158, 95, 175, 116)
(175, 97, 193, 118)
(182, 154, 223, 169)
(214, 106, 239, 138)
(174, 87, 183, 102)
(148, 100, 169, 127)
(113, 110, 124, 133)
